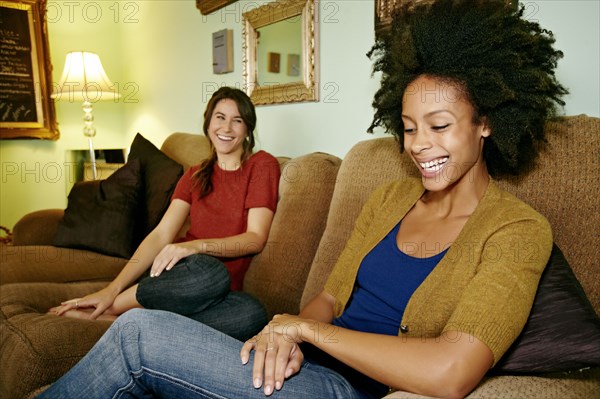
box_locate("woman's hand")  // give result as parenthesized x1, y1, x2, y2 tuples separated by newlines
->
(150, 242, 199, 277)
(240, 314, 307, 396)
(48, 285, 120, 320)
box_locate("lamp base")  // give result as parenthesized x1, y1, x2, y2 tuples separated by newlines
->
(88, 136, 97, 180)
(82, 100, 97, 180)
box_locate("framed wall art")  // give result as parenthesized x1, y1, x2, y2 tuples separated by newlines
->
(375, 0, 430, 37)
(268, 52, 281, 73)
(0, 0, 58, 140)
(375, 0, 518, 37)
(196, 0, 238, 15)
(287, 53, 300, 76)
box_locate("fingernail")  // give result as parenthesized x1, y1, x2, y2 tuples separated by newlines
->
(264, 385, 273, 395)
(150, 273, 155, 278)
(275, 381, 282, 390)
(241, 355, 247, 364)
(254, 378, 261, 388)
(285, 368, 293, 378)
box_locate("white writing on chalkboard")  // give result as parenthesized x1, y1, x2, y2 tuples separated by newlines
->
(0, 4, 39, 123)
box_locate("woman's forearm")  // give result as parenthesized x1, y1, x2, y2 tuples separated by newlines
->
(298, 291, 335, 323)
(192, 207, 273, 257)
(297, 321, 492, 398)
(187, 231, 267, 258)
(108, 231, 173, 293)
(110, 199, 190, 292)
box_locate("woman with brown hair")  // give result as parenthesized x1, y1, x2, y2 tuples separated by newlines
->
(50, 87, 281, 340)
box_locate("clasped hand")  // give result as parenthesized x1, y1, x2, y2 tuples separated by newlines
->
(240, 314, 307, 396)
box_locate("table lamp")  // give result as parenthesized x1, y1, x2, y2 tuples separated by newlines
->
(51, 52, 121, 179)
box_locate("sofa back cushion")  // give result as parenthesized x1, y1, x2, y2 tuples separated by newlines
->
(301, 115, 599, 316)
(301, 137, 419, 307)
(160, 133, 212, 172)
(245, 153, 342, 318)
(496, 115, 599, 312)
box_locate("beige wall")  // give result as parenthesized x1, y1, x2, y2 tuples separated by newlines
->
(1, 0, 599, 229)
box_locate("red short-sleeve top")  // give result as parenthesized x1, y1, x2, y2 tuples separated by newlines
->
(172, 150, 280, 290)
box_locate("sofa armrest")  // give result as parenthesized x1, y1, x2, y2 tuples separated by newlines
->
(12, 209, 64, 246)
(384, 368, 600, 398)
(0, 245, 127, 285)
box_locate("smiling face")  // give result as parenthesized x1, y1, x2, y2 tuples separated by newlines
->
(207, 98, 248, 162)
(401, 75, 491, 193)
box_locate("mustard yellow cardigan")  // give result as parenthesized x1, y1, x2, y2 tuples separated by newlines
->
(325, 178, 552, 364)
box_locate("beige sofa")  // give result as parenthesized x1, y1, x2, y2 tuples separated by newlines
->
(1, 115, 599, 398)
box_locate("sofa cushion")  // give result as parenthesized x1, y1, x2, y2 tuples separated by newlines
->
(128, 133, 184, 242)
(12, 209, 65, 246)
(244, 153, 342, 318)
(384, 368, 600, 398)
(53, 159, 143, 258)
(0, 245, 127, 285)
(0, 282, 112, 399)
(492, 244, 600, 374)
(497, 115, 600, 312)
(301, 137, 418, 307)
(160, 132, 212, 171)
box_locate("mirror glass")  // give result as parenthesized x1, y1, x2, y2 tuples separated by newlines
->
(243, 0, 319, 105)
(256, 16, 302, 86)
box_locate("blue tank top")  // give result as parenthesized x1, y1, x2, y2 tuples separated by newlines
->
(333, 222, 448, 335)
(304, 222, 449, 399)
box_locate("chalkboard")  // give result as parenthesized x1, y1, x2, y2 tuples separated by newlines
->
(0, 0, 58, 140)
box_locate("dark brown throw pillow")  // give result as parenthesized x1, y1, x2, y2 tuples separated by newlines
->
(492, 244, 600, 374)
(53, 159, 143, 258)
(128, 133, 183, 243)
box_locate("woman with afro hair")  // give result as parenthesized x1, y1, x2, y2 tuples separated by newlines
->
(38, 1, 568, 398)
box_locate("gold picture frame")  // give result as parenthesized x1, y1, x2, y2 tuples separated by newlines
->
(375, 0, 402, 36)
(0, 0, 58, 140)
(196, 0, 238, 15)
(375, 0, 518, 37)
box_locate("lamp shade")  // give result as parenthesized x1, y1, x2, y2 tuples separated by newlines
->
(51, 52, 121, 102)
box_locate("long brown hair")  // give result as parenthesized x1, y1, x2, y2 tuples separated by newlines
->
(192, 87, 257, 197)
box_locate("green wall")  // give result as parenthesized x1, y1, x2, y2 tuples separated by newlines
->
(1, 0, 599, 230)
(257, 15, 302, 85)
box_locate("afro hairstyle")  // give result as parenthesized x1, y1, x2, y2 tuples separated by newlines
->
(368, 0, 568, 177)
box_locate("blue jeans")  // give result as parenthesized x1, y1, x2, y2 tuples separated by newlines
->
(136, 254, 267, 341)
(37, 309, 361, 399)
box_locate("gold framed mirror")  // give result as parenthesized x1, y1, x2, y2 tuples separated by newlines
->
(243, 0, 319, 105)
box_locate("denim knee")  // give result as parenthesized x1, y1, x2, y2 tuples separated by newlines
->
(136, 255, 230, 315)
(187, 292, 268, 341)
